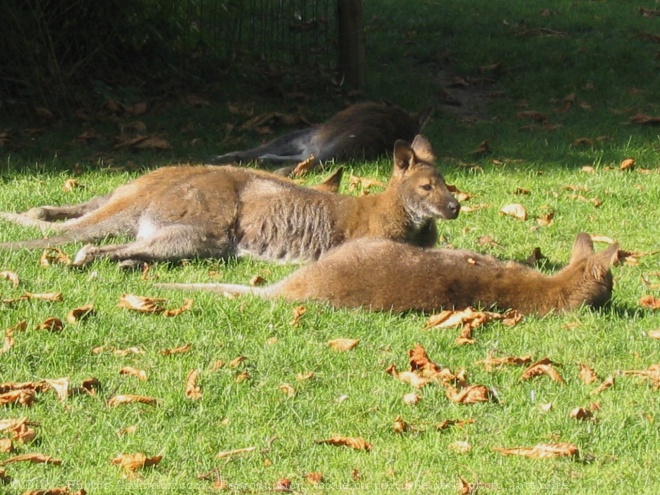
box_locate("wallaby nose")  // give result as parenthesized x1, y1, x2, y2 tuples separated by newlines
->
(447, 200, 460, 219)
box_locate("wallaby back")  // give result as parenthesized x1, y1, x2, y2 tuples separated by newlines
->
(160, 233, 618, 315)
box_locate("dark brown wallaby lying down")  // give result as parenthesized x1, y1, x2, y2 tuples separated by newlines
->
(159, 233, 619, 315)
(0, 135, 459, 267)
(213, 101, 432, 168)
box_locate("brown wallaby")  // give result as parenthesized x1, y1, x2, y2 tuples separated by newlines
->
(0, 135, 459, 267)
(159, 233, 618, 315)
(213, 101, 433, 168)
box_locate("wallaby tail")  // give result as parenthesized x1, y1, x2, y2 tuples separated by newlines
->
(213, 128, 316, 164)
(156, 282, 275, 298)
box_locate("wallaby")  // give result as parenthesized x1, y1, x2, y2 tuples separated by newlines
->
(213, 101, 433, 168)
(0, 135, 459, 267)
(159, 233, 618, 315)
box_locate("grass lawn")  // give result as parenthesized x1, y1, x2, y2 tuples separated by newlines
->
(1, 1, 659, 493)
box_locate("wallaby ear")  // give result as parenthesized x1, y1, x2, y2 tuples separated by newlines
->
(569, 232, 595, 264)
(588, 243, 619, 281)
(410, 134, 436, 163)
(416, 107, 434, 132)
(312, 167, 344, 193)
(393, 139, 415, 174)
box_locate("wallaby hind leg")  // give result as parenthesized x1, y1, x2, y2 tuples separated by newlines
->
(72, 224, 232, 267)
(25, 194, 112, 221)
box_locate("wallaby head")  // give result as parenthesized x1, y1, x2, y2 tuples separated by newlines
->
(561, 233, 619, 310)
(389, 135, 460, 221)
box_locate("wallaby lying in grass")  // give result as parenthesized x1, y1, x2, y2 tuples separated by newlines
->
(0, 135, 459, 266)
(160, 233, 618, 315)
(213, 101, 433, 168)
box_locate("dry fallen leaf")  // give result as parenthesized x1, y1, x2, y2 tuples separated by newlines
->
(316, 436, 372, 451)
(291, 155, 317, 177)
(620, 158, 635, 171)
(160, 343, 191, 356)
(66, 304, 95, 323)
(278, 383, 296, 398)
(3, 292, 63, 304)
(435, 418, 476, 431)
(289, 305, 307, 326)
(216, 446, 257, 459)
(0, 467, 12, 484)
(328, 338, 360, 352)
(493, 442, 578, 459)
(162, 298, 193, 317)
(305, 472, 324, 485)
(578, 363, 600, 384)
(385, 366, 431, 389)
(476, 354, 532, 369)
(408, 343, 443, 375)
(44, 378, 69, 401)
(107, 394, 159, 407)
(35, 317, 64, 332)
(0, 270, 19, 287)
(21, 486, 83, 495)
(448, 440, 472, 454)
(0, 453, 62, 466)
(648, 330, 660, 340)
(639, 295, 660, 310)
(119, 367, 148, 382)
(228, 355, 247, 367)
(521, 358, 565, 384)
(0, 389, 36, 407)
(111, 453, 162, 472)
(591, 375, 615, 395)
(569, 407, 594, 421)
(517, 110, 548, 122)
(500, 203, 528, 220)
(117, 294, 166, 313)
(0, 438, 13, 453)
(185, 369, 202, 400)
(446, 385, 491, 404)
(403, 393, 421, 405)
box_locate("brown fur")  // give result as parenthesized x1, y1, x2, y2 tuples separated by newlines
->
(213, 101, 432, 168)
(160, 234, 618, 315)
(0, 135, 459, 267)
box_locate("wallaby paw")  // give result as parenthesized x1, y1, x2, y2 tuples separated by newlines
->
(25, 207, 49, 220)
(118, 259, 147, 271)
(72, 244, 98, 267)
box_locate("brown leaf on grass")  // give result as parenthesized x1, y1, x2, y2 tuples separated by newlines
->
(448, 440, 472, 454)
(565, 193, 602, 207)
(435, 418, 476, 431)
(403, 392, 421, 405)
(296, 371, 314, 381)
(493, 442, 578, 459)
(114, 135, 171, 150)
(0, 390, 36, 407)
(517, 110, 548, 122)
(591, 375, 615, 395)
(162, 298, 193, 317)
(0, 453, 62, 466)
(291, 155, 316, 177)
(44, 378, 69, 401)
(160, 343, 191, 355)
(278, 383, 296, 398)
(273, 478, 292, 493)
(107, 394, 159, 408)
(62, 178, 83, 192)
(119, 367, 148, 382)
(621, 364, 660, 389)
(424, 307, 518, 331)
(536, 211, 554, 227)
(499, 203, 528, 220)
(639, 295, 660, 310)
(521, 358, 565, 384)
(35, 317, 64, 332)
(0, 438, 13, 453)
(648, 330, 660, 340)
(0, 270, 19, 287)
(476, 354, 532, 369)
(447, 184, 473, 203)
(470, 140, 491, 156)
(111, 453, 162, 472)
(458, 475, 494, 495)
(0, 381, 48, 394)
(228, 355, 247, 367)
(620, 158, 635, 171)
(578, 363, 600, 384)
(629, 113, 660, 125)
(3, 292, 63, 304)
(66, 304, 95, 324)
(569, 407, 594, 421)
(235, 371, 251, 383)
(1, 320, 27, 354)
(316, 436, 372, 451)
(21, 487, 84, 495)
(185, 369, 202, 400)
(249, 275, 267, 286)
(79, 377, 101, 396)
(328, 338, 360, 352)
(215, 446, 257, 459)
(117, 294, 166, 313)
(408, 343, 443, 375)
(446, 385, 491, 404)
(385, 366, 431, 389)
(289, 305, 307, 326)
(305, 472, 324, 485)
(348, 174, 386, 194)
(458, 203, 491, 213)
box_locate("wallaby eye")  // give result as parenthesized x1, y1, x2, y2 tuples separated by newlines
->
(419, 183, 433, 191)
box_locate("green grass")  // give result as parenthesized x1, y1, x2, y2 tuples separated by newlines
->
(1, 1, 660, 493)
